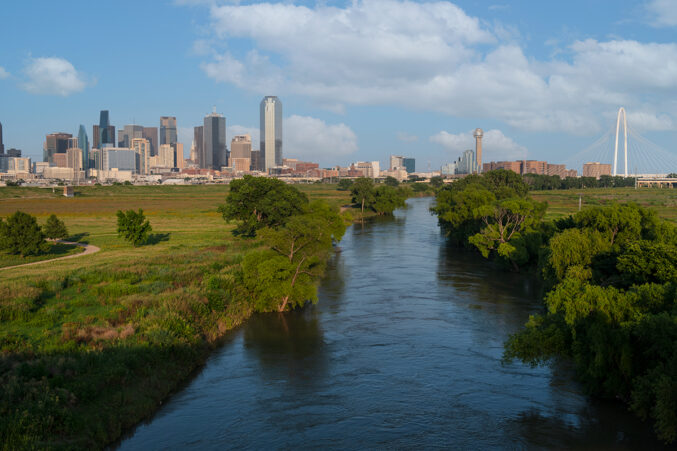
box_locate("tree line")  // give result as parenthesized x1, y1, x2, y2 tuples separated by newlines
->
(432, 169, 677, 443)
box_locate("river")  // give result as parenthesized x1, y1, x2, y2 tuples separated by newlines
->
(119, 197, 659, 449)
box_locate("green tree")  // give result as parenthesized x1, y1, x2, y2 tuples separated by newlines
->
(384, 176, 399, 187)
(116, 209, 152, 246)
(482, 169, 530, 198)
(218, 175, 309, 236)
(350, 177, 375, 215)
(337, 178, 354, 191)
(429, 176, 444, 189)
(0, 211, 49, 256)
(372, 185, 406, 215)
(43, 214, 68, 239)
(240, 201, 346, 312)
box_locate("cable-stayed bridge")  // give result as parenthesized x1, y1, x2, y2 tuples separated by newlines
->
(564, 107, 677, 177)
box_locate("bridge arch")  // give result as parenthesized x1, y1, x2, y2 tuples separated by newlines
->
(613, 107, 628, 176)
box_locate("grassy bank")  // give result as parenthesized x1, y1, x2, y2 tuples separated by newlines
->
(0, 183, 352, 449)
(530, 187, 677, 222)
(0, 241, 84, 269)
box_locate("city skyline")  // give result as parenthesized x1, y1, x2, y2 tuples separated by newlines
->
(1, 1, 676, 170)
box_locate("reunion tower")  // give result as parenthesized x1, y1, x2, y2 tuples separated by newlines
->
(474, 128, 483, 173)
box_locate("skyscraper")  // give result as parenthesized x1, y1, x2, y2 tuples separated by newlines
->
(118, 125, 144, 148)
(203, 111, 226, 169)
(260, 96, 282, 170)
(143, 127, 158, 156)
(474, 128, 483, 174)
(78, 125, 89, 170)
(193, 126, 204, 167)
(132, 138, 151, 175)
(160, 116, 177, 146)
(0, 121, 4, 155)
(44, 133, 72, 163)
(98, 111, 115, 148)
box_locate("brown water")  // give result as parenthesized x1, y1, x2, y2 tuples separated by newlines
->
(119, 197, 660, 449)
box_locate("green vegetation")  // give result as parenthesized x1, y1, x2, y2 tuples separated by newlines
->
(218, 175, 308, 236)
(0, 211, 49, 256)
(524, 173, 635, 190)
(337, 178, 354, 191)
(43, 214, 69, 239)
(433, 170, 677, 443)
(0, 183, 354, 449)
(117, 209, 152, 246)
(349, 177, 409, 216)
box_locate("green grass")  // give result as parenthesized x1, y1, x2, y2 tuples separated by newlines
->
(530, 187, 677, 222)
(0, 183, 354, 449)
(0, 242, 85, 269)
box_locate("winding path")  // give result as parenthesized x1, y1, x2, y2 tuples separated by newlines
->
(0, 240, 100, 271)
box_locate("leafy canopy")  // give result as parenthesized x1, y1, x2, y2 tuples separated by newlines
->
(43, 214, 68, 240)
(218, 175, 309, 236)
(0, 211, 49, 256)
(116, 209, 152, 246)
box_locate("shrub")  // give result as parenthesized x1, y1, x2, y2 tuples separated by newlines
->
(0, 211, 49, 256)
(43, 214, 69, 240)
(116, 209, 152, 247)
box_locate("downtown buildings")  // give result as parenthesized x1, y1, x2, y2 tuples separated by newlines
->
(260, 96, 282, 171)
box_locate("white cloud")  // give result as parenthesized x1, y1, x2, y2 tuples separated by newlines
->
(430, 129, 527, 161)
(21, 57, 89, 96)
(195, 0, 677, 134)
(396, 132, 418, 142)
(646, 0, 677, 27)
(285, 115, 358, 164)
(0, 67, 9, 79)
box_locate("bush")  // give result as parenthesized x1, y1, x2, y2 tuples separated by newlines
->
(0, 211, 49, 256)
(116, 209, 152, 246)
(43, 214, 69, 240)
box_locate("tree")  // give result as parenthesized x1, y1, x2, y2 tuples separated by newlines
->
(482, 169, 530, 198)
(384, 176, 399, 187)
(350, 177, 375, 215)
(116, 209, 152, 246)
(337, 178, 354, 191)
(429, 176, 444, 189)
(43, 214, 68, 239)
(218, 175, 309, 237)
(372, 185, 406, 215)
(0, 211, 49, 256)
(240, 201, 346, 312)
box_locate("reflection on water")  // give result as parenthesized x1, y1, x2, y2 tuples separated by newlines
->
(119, 197, 661, 450)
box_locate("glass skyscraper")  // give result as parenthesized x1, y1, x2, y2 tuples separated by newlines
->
(203, 112, 226, 169)
(98, 110, 114, 147)
(160, 116, 177, 146)
(78, 125, 89, 170)
(260, 96, 282, 170)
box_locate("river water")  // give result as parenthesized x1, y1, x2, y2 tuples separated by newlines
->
(119, 197, 659, 449)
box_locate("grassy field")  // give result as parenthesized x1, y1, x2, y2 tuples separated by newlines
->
(0, 183, 353, 449)
(530, 187, 677, 222)
(0, 241, 85, 269)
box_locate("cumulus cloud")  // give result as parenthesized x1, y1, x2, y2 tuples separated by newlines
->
(21, 57, 89, 96)
(646, 0, 677, 27)
(0, 66, 9, 79)
(285, 115, 358, 164)
(194, 0, 677, 134)
(430, 129, 527, 161)
(396, 132, 418, 142)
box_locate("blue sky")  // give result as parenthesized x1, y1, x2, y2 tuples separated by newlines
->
(1, 0, 676, 172)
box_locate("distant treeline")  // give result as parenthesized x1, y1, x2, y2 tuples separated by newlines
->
(523, 173, 636, 190)
(432, 169, 677, 444)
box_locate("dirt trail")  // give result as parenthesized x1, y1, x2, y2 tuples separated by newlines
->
(0, 240, 101, 271)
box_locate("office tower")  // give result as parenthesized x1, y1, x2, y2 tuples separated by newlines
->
(193, 126, 204, 167)
(583, 162, 612, 179)
(53, 153, 68, 167)
(474, 128, 483, 174)
(68, 137, 78, 149)
(160, 116, 177, 146)
(92, 125, 100, 148)
(132, 138, 151, 175)
(98, 110, 115, 147)
(103, 148, 138, 172)
(66, 147, 83, 172)
(403, 158, 415, 173)
(390, 155, 404, 170)
(250, 150, 262, 171)
(204, 110, 226, 169)
(260, 96, 282, 170)
(78, 125, 89, 170)
(158, 144, 175, 168)
(6, 148, 21, 157)
(0, 121, 4, 155)
(172, 143, 184, 169)
(230, 134, 252, 161)
(118, 125, 144, 148)
(189, 140, 198, 162)
(44, 132, 72, 163)
(143, 127, 158, 156)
